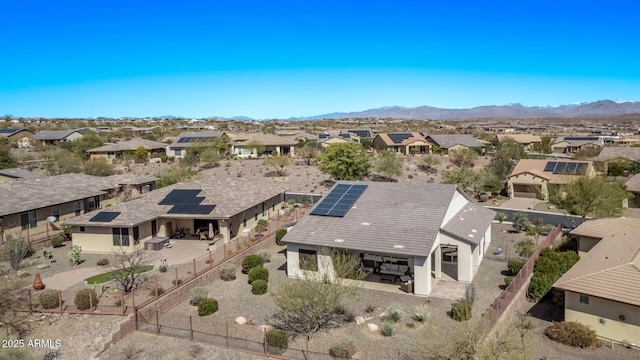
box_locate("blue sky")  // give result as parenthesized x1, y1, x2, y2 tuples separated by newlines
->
(1, 1, 639, 119)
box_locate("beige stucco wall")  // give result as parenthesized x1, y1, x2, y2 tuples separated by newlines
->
(507, 173, 548, 200)
(565, 291, 640, 344)
(2, 201, 85, 241)
(413, 255, 432, 296)
(439, 233, 473, 282)
(72, 221, 155, 253)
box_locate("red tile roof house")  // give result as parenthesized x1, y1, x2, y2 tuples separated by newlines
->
(506, 159, 596, 201)
(283, 181, 495, 296)
(371, 133, 431, 155)
(555, 217, 640, 345)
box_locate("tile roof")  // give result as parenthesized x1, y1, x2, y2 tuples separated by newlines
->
(552, 137, 604, 147)
(34, 130, 81, 141)
(0, 128, 32, 138)
(441, 204, 496, 244)
(168, 131, 227, 148)
(0, 168, 38, 179)
(87, 138, 168, 153)
(426, 134, 485, 149)
(496, 134, 542, 144)
(376, 132, 428, 146)
(591, 147, 640, 162)
(63, 178, 288, 227)
(570, 217, 640, 239)
(555, 231, 640, 307)
(232, 133, 298, 147)
(507, 159, 593, 184)
(283, 182, 494, 257)
(625, 174, 640, 193)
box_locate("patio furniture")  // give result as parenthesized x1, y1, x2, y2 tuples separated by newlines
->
(380, 273, 397, 283)
(379, 263, 409, 276)
(400, 279, 413, 293)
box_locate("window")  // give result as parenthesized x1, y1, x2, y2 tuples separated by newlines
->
(175, 149, 182, 156)
(80, 226, 85, 232)
(51, 206, 60, 221)
(133, 226, 140, 245)
(579, 294, 589, 305)
(140, 184, 150, 194)
(272, 200, 275, 211)
(255, 206, 258, 221)
(299, 249, 318, 271)
(88, 196, 100, 211)
(262, 202, 266, 216)
(20, 210, 37, 230)
(112, 228, 130, 246)
(151, 220, 157, 237)
(107, 152, 116, 160)
(75, 201, 81, 216)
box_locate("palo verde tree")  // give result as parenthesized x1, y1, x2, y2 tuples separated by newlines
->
(0, 141, 17, 169)
(556, 176, 631, 222)
(265, 154, 291, 176)
(441, 166, 480, 193)
(374, 150, 403, 179)
(316, 142, 371, 180)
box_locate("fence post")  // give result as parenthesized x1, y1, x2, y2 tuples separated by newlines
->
(155, 278, 159, 299)
(175, 267, 179, 288)
(189, 315, 193, 341)
(225, 321, 229, 349)
(132, 289, 136, 309)
(134, 306, 138, 330)
(58, 290, 62, 314)
(209, 251, 213, 269)
(89, 290, 93, 316)
(156, 310, 160, 334)
(28, 289, 32, 314)
(193, 259, 197, 279)
(120, 292, 125, 315)
(263, 328, 267, 354)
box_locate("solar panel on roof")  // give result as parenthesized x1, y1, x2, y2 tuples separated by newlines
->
(310, 184, 368, 217)
(167, 205, 215, 214)
(565, 162, 578, 174)
(564, 137, 599, 141)
(575, 163, 588, 175)
(553, 162, 569, 174)
(89, 211, 121, 222)
(544, 161, 557, 172)
(159, 190, 203, 205)
(388, 133, 413, 144)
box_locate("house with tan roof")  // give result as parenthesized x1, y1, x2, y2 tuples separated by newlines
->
(166, 131, 230, 158)
(424, 134, 485, 155)
(591, 147, 640, 175)
(283, 182, 495, 296)
(63, 178, 287, 253)
(506, 159, 596, 200)
(34, 130, 84, 144)
(371, 133, 431, 155)
(87, 138, 168, 161)
(0, 168, 38, 182)
(625, 174, 640, 208)
(0, 128, 34, 148)
(551, 136, 604, 155)
(495, 134, 542, 151)
(231, 134, 297, 158)
(555, 218, 640, 345)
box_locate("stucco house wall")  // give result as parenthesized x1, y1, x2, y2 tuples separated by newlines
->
(507, 173, 547, 200)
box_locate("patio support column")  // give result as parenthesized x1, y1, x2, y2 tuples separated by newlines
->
(413, 255, 431, 296)
(434, 246, 442, 279)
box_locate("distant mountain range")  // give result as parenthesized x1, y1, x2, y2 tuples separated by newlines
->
(289, 100, 640, 120)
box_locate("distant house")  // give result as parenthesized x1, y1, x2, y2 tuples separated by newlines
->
(555, 218, 640, 345)
(0, 168, 38, 182)
(495, 134, 542, 152)
(284, 182, 495, 296)
(63, 178, 287, 253)
(317, 133, 353, 148)
(0, 128, 34, 147)
(340, 129, 373, 143)
(231, 134, 297, 158)
(551, 136, 604, 155)
(625, 174, 640, 208)
(87, 138, 168, 161)
(425, 134, 485, 155)
(166, 131, 228, 158)
(590, 147, 640, 174)
(0, 174, 158, 244)
(34, 130, 84, 144)
(372, 133, 431, 154)
(506, 159, 596, 200)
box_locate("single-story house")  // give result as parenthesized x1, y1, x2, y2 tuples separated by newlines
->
(0, 128, 34, 147)
(506, 159, 596, 200)
(283, 182, 495, 296)
(0, 174, 158, 243)
(231, 134, 297, 158)
(425, 134, 485, 155)
(495, 134, 542, 152)
(166, 131, 229, 158)
(0, 168, 38, 182)
(317, 133, 352, 148)
(590, 147, 640, 174)
(34, 130, 84, 144)
(63, 178, 288, 253)
(87, 138, 168, 161)
(555, 218, 640, 345)
(551, 136, 604, 155)
(372, 133, 431, 155)
(625, 174, 640, 208)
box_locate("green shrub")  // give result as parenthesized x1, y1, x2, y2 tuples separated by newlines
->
(257, 249, 271, 263)
(67, 245, 82, 266)
(544, 321, 601, 348)
(256, 219, 268, 232)
(380, 321, 397, 337)
(241, 255, 264, 273)
(74, 288, 98, 310)
(275, 229, 288, 246)
(450, 301, 472, 322)
(149, 287, 165, 297)
(507, 258, 526, 275)
(159, 265, 168, 273)
(189, 287, 208, 306)
(220, 263, 236, 281)
(197, 298, 219, 316)
(39, 289, 60, 309)
(251, 280, 268, 295)
(248, 267, 269, 284)
(50, 235, 65, 248)
(516, 241, 536, 257)
(385, 306, 405, 323)
(528, 249, 580, 300)
(97, 259, 109, 266)
(266, 329, 288, 354)
(172, 279, 183, 286)
(329, 339, 357, 359)
(504, 276, 514, 286)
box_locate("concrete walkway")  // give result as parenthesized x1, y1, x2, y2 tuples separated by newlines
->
(41, 266, 103, 290)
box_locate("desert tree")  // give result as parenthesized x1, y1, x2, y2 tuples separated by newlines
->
(1, 233, 31, 270)
(449, 150, 477, 167)
(494, 137, 526, 161)
(43, 148, 82, 175)
(0, 276, 31, 338)
(316, 142, 371, 180)
(420, 154, 441, 172)
(0, 142, 17, 169)
(374, 150, 403, 179)
(110, 248, 153, 293)
(265, 155, 291, 176)
(441, 166, 480, 193)
(133, 146, 149, 162)
(556, 176, 631, 222)
(271, 248, 366, 337)
(83, 158, 116, 176)
(245, 140, 265, 157)
(297, 140, 322, 166)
